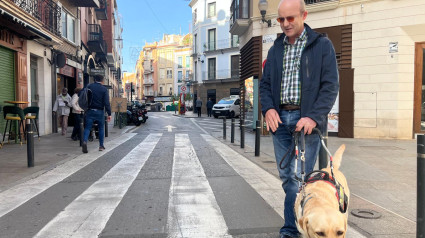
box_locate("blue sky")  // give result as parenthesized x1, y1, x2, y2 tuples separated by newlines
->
(116, 0, 192, 73)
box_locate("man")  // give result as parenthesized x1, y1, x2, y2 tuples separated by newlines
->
(195, 97, 202, 117)
(259, 0, 339, 237)
(82, 75, 111, 153)
(53, 88, 72, 136)
(206, 98, 214, 117)
(71, 87, 83, 141)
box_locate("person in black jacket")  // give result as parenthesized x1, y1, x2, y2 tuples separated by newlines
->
(259, 0, 339, 237)
(206, 98, 214, 117)
(82, 75, 111, 153)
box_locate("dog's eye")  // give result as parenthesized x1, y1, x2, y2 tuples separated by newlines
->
(337, 231, 344, 236)
(316, 232, 325, 236)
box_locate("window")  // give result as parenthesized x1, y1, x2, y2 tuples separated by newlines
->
(232, 35, 239, 48)
(193, 9, 197, 25)
(208, 58, 216, 80)
(167, 69, 172, 78)
(186, 56, 190, 68)
(61, 9, 75, 43)
(186, 70, 190, 80)
(178, 71, 183, 82)
(231, 55, 240, 78)
(208, 2, 216, 18)
(178, 57, 182, 68)
(208, 28, 216, 51)
(194, 34, 197, 54)
(160, 69, 165, 79)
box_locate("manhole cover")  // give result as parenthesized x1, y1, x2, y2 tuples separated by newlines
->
(351, 209, 381, 219)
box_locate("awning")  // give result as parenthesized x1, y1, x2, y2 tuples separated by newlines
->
(70, 0, 100, 8)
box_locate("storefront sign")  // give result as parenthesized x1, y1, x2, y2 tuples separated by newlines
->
(90, 68, 105, 76)
(262, 34, 277, 44)
(389, 42, 398, 53)
(59, 65, 75, 78)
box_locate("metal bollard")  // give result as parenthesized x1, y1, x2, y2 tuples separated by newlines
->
(418, 134, 425, 237)
(79, 113, 84, 147)
(255, 120, 261, 157)
(105, 115, 108, 138)
(318, 127, 328, 169)
(231, 118, 235, 143)
(222, 117, 226, 140)
(240, 119, 245, 148)
(26, 119, 34, 167)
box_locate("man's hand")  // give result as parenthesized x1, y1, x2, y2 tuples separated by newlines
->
(295, 117, 317, 134)
(265, 109, 282, 133)
(107, 116, 111, 122)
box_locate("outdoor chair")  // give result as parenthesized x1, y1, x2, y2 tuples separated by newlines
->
(23, 106, 40, 139)
(1, 106, 26, 146)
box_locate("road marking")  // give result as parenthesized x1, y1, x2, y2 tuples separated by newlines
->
(190, 118, 208, 134)
(202, 134, 366, 238)
(0, 133, 136, 218)
(167, 134, 230, 237)
(165, 125, 176, 132)
(35, 133, 162, 238)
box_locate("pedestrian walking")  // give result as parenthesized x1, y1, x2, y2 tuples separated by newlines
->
(259, 0, 339, 237)
(81, 75, 112, 153)
(206, 98, 214, 117)
(195, 97, 202, 117)
(53, 88, 72, 136)
(70, 87, 83, 141)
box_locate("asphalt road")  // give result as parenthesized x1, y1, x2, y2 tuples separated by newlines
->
(0, 112, 373, 237)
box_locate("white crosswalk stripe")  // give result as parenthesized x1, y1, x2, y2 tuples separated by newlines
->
(167, 134, 230, 238)
(34, 133, 162, 238)
(0, 133, 136, 218)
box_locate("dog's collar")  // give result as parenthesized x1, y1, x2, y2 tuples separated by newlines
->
(303, 170, 348, 213)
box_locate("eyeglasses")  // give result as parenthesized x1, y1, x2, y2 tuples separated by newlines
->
(276, 16, 296, 23)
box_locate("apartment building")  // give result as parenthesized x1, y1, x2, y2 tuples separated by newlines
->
(231, 0, 425, 139)
(142, 42, 158, 102)
(174, 34, 193, 95)
(157, 34, 183, 98)
(189, 0, 241, 114)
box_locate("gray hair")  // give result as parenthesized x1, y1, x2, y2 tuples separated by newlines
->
(278, 0, 306, 13)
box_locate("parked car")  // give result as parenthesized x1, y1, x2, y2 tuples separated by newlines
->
(212, 96, 240, 118)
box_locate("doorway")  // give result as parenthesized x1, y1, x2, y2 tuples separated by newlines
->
(414, 42, 425, 134)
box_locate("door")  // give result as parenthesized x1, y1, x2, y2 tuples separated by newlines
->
(0, 46, 15, 135)
(208, 29, 216, 51)
(30, 56, 39, 107)
(208, 58, 216, 80)
(231, 55, 240, 79)
(414, 43, 425, 134)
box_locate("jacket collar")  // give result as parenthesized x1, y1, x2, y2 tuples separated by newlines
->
(274, 23, 321, 49)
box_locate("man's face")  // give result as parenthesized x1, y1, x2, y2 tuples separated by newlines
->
(278, 0, 307, 43)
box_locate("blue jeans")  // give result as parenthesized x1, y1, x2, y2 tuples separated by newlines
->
(271, 110, 320, 237)
(83, 109, 105, 147)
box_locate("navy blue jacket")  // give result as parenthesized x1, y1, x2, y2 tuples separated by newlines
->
(88, 82, 111, 116)
(260, 24, 339, 132)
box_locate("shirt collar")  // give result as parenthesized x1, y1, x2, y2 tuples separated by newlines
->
(283, 28, 307, 45)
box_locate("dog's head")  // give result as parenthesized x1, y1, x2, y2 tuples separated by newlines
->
(298, 207, 347, 238)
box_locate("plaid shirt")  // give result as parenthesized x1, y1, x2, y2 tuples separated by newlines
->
(281, 29, 307, 105)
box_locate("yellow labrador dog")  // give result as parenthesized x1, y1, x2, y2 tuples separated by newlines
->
(294, 144, 350, 238)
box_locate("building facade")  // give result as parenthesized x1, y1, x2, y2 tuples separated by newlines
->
(231, 0, 425, 139)
(189, 0, 241, 113)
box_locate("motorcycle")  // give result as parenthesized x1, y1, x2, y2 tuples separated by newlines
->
(127, 105, 148, 126)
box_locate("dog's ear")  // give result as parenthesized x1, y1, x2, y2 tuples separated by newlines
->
(298, 216, 309, 231)
(331, 144, 346, 170)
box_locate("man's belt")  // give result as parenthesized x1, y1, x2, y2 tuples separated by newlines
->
(279, 104, 300, 111)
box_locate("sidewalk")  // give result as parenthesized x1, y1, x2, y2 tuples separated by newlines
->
(176, 110, 417, 237)
(0, 118, 134, 192)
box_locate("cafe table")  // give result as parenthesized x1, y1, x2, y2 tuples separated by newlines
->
(3, 101, 29, 144)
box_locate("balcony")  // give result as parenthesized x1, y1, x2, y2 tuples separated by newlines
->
(95, 40, 108, 62)
(69, 0, 99, 7)
(203, 69, 240, 81)
(95, 0, 107, 20)
(143, 80, 154, 86)
(11, 0, 61, 36)
(305, 0, 339, 12)
(203, 38, 239, 55)
(88, 24, 106, 53)
(305, 0, 337, 4)
(229, 0, 250, 36)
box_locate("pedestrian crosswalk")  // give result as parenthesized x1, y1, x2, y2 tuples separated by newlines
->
(0, 131, 366, 238)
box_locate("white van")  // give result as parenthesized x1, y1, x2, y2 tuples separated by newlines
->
(212, 95, 240, 118)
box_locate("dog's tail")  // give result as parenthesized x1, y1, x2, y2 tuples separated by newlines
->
(328, 144, 345, 170)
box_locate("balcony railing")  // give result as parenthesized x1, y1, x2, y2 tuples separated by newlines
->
(305, 0, 337, 4)
(204, 69, 240, 80)
(230, 0, 249, 29)
(95, 0, 107, 20)
(204, 38, 239, 52)
(11, 0, 61, 36)
(88, 24, 105, 53)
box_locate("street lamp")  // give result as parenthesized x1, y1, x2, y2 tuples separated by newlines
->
(258, 0, 271, 27)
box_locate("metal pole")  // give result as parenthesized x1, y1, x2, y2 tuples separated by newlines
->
(222, 117, 226, 140)
(231, 118, 235, 143)
(240, 119, 245, 148)
(418, 134, 425, 237)
(79, 112, 84, 147)
(26, 119, 34, 167)
(255, 120, 260, 157)
(105, 115, 108, 137)
(318, 127, 328, 169)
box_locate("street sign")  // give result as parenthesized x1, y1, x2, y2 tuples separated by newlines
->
(125, 83, 131, 92)
(181, 86, 187, 92)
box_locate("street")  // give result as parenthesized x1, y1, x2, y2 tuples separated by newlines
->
(0, 112, 415, 237)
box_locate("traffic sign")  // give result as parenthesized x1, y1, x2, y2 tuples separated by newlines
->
(181, 86, 187, 92)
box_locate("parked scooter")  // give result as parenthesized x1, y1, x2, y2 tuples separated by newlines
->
(127, 105, 148, 126)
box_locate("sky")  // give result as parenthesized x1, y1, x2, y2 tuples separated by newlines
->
(116, 0, 193, 73)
